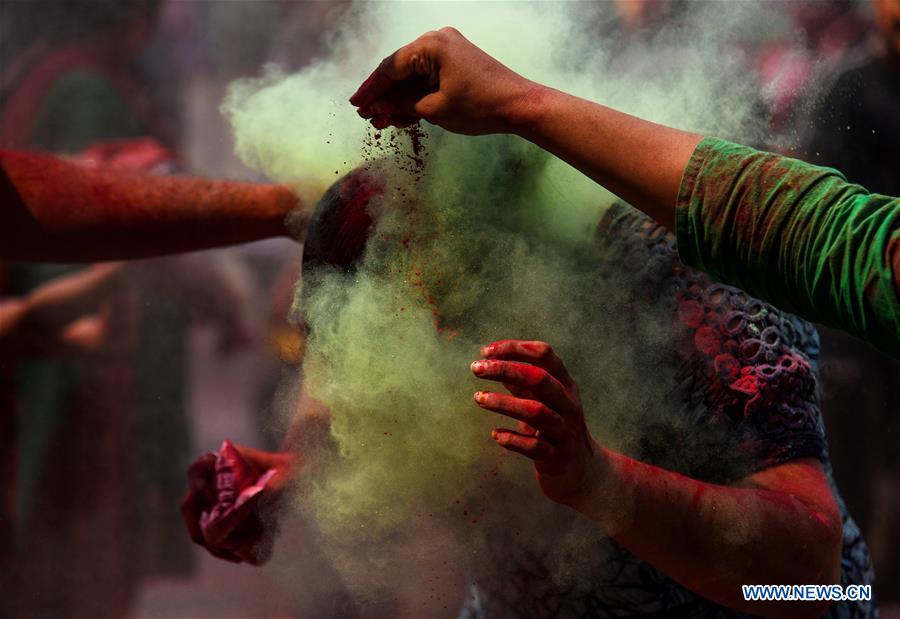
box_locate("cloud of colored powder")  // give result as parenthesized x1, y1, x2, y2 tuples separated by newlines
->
(223, 0, 786, 608)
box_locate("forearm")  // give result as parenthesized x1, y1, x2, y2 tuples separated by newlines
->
(1, 150, 301, 261)
(21, 264, 120, 328)
(575, 449, 841, 616)
(512, 86, 701, 231)
(0, 301, 104, 356)
(0, 265, 118, 352)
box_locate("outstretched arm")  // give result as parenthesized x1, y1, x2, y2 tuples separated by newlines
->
(1, 150, 305, 262)
(471, 339, 842, 618)
(349, 27, 699, 231)
(351, 29, 900, 357)
(0, 263, 122, 355)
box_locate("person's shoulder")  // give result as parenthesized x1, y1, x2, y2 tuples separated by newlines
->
(592, 204, 827, 478)
(596, 202, 821, 355)
(669, 274, 826, 477)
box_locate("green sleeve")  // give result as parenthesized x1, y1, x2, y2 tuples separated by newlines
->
(675, 137, 900, 358)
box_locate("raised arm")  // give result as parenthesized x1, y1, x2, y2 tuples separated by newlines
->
(1, 150, 305, 262)
(350, 28, 900, 357)
(349, 27, 699, 231)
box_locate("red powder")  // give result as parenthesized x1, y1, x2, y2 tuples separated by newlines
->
(730, 373, 760, 398)
(353, 122, 464, 337)
(405, 123, 426, 171)
(694, 325, 722, 356)
(678, 300, 705, 329)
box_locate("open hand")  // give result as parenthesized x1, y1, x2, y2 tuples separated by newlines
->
(350, 27, 537, 134)
(471, 340, 600, 506)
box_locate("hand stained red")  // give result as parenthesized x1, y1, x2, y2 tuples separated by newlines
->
(181, 440, 287, 565)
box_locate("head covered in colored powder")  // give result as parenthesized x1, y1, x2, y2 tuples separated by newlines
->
(301, 167, 383, 274)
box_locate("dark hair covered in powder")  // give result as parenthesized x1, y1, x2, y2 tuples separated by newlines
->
(297, 166, 388, 333)
(302, 167, 384, 272)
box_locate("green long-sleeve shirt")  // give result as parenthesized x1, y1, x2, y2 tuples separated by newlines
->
(676, 137, 900, 359)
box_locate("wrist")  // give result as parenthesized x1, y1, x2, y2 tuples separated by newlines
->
(569, 447, 634, 535)
(502, 81, 555, 139)
(265, 184, 304, 239)
(283, 191, 307, 240)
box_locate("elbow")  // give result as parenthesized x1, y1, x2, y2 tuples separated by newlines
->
(736, 503, 844, 619)
(806, 503, 844, 587)
(772, 507, 845, 619)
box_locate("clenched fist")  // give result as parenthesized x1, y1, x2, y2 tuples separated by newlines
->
(181, 440, 296, 565)
(350, 27, 539, 135)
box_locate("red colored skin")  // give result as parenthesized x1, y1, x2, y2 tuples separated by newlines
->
(0, 150, 300, 261)
(181, 443, 297, 565)
(184, 339, 842, 617)
(471, 339, 844, 619)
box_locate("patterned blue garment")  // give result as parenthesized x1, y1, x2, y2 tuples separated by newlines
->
(460, 204, 874, 619)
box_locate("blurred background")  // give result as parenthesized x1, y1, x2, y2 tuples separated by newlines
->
(0, 1, 896, 617)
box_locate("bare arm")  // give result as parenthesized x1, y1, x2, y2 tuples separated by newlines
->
(0, 263, 121, 354)
(472, 340, 842, 618)
(349, 27, 699, 231)
(351, 28, 900, 356)
(584, 453, 842, 617)
(514, 87, 699, 231)
(1, 150, 305, 262)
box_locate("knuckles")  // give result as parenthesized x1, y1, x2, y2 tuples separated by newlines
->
(438, 26, 462, 39)
(532, 368, 554, 389)
(418, 27, 461, 51)
(533, 342, 554, 360)
(420, 29, 443, 45)
(526, 400, 548, 418)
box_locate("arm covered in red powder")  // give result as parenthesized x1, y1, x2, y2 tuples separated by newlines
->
(584, 455, 840, 618)
(0, 150, 304, 261)
(472, 340, 842, 618)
